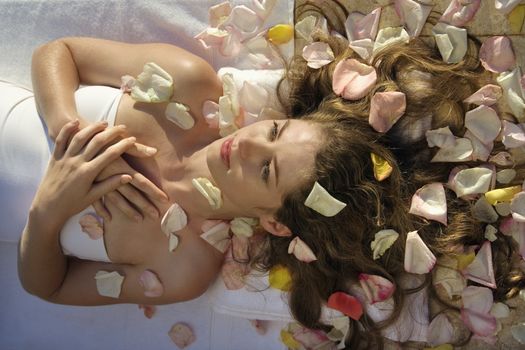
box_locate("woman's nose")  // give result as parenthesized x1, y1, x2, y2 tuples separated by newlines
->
(238, 137, 270, 160)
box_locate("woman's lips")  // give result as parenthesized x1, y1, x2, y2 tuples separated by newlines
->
(220, 138, 233, 168)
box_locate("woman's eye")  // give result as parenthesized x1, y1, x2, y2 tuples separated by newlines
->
(261, 161, 270, 182)
(269, 121, 279, 141)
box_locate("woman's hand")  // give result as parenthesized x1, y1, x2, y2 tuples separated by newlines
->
(31, 120, 137, 229)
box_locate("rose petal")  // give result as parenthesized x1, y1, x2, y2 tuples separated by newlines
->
(461, 308, 497, 337)
(431, 138, 473, 163)
(464, 84, 503, 106)
(332, 58, 377, 100)
(202, 100, 220, 128)
(511, 323, 525, 344)
(289, 323, 331, 349)
(138, 304, 156, 319)
(160, 203, 188, 237)
(404, 230, 437, 274)
(302, 42, 335, 69)
(369, 91, 406, 133)
(288, 236, 317, 263)
(195, 27, 229, 50)
(168, 323, 195, 349)
(192, 177, 222, 210)
(249, 319, 267, 335)
(268, 24, 294, 45)
(94, 270, 124, 298)
(120, 75, 135, 92)
(433, 262, 467, 299)
(370, 229, 399, 260)
(485, 225, 498, 242)
(230, 217, 258, 238)
(224, 5, 260, 34)
(495, 201, 512, 216)
(251, 0, 277, 20)
(358, 273, 395, 304)
(394, 0, 433, 37)
(510, 192, 525, 222)
(464, 105, 501, 144)
(269, 265, 292, 291)
(486, 185, 522, 205)
(304, 181, 347, 217)
(169, 233, 179, 252)
(502, 121, 525, 148)
(428, 313, 454, 346)
(218, 26, 243, 57)
(139, 270, 164, 297)
(344, 8, 382, 42)
(327, 316, 350, 350)
(464, 130, 493, 162)
(200, 221, 231, 253)
(130, 62, 174, 103)
(432, 23, 468, 63)
(79, 213, 104, 240)
(327, 292, 363, 320)
(165, 102, 195, 130)
(349, 38, 374, 61)
(295, 15, 317, 42)
(426, 126, 456, 148)
(221, 245, 248, 290)
(439, 0, 481, 27)
(497, 67, 525, 122)
(239, 81, 268, 116)
(495, 0, 522, 15)
(480, 36, 516, 73)
(490, 302, 510, 319)
(489, 152, 514, 166)
(409, 183, 448, 225)
(373, 27, 410, 55)
(370, 153, 393, 181)
(508, 3, 525, 32)
(463, 241, 496, 289)
(473, 195, 499, 223)
(450, 167, 493, 198)
(462, 285, 494, 314)
(209, 1, 231, 27)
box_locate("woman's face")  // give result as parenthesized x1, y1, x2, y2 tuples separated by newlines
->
(206, 119, 321, 216)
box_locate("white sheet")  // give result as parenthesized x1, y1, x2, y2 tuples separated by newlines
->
(0, 1, 293, 349)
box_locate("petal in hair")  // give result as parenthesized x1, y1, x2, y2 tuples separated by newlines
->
(511, 323, 525, 345)
(79, 213, 104, 240)
(394, 0, 433, 37)
(439, 0, 481, 27)
(404, 230, 437, 274)
(168, 323, 195, 349)
(192, 177, 223, 210)
(268, 24, 293, 45)
(358, 273, 395, 304)
(344, 8, 382, 42)
(489, 152, 514, 166)
(433, 262, 467, 299)
(485, 185, 522, 205)
(495, 202, 512, 216)
(202, 100, 220, 128)
(373, 27, 410, 55)
(461, 286, 497, 336)
(130, 62, 174, 103)
(479, 36, 516, 73)
(371, 153, 393, 181)
(428, 313, 454, 347)
(511, 192, 525, 222)
(294, 15, 317, 42)
(450, 167, 493, 198)
(473, 195, 499, 223)
(497, 68, 525, 122)
(484, 225, 498, 242)
(302, 42, 335, 69)
(370, 229, 399, 260)
(288, 323, 332, 349)
(94, 271, 124, 299)
(208, 1, 231, 27)
(426, 126, 456, 148)
(464, 84, 502, 106)
(495, 0, 522, 15)
(269, 265, 292, 291)
(160, 203, 188, 237)
(327, 316, 350, 350)
(432, 23, 468, 64)
(332, 59, 377, 100)
(349, 38, 374, 61)
(166, 102, 195, 130)
(431, 138, 473, 163)
(230, 217, 258, 238)
(461, 309, 497, 337)
(465, 105, 501, 144)
(304, 181, 347, 217)
(497, 169, 517, 184)
(200, 221, 231, 253)
(139, 270, 164, 297)
(288, 236, 317, 263)
(409, 183, 448, 225)
(369, 91, 406, 133)
(327, 292, 363, 320)
(463, 241, 496, 289)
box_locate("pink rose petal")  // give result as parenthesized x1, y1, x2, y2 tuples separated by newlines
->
(224, 5, 260, 34)
(463, 241, 497, 289)
(169, 323, 195, 349)
(302, 42, 335, 69)
(464, 84, 502, 106)
(465, 105, 501, 144)
(194, 27, 229, 50)
(138, 304, 156, 319)
(344, 8, 382, 42)
(479, 36, 516, 73)
(510, 191, 525, 222)
(462, 285, 493, 314)
(440, 0, 481, 27)
(291, 324, 331, 349)
(502, 120, 525, 148)
(495, 0, 522, 15)
(358, 273, 395, 304)
(332, 58, 377, 100)
(368, 91, 406, 133)
(79, 213, 104, 240)
(464, 130, 493, 162)
(404, 230, 437, 274)
(220, 26, 243, 57)
(428, 313, 454, 346)
(239, 81, 268, 116)
(431, 138, 473, 163)
(394, 0, 433, 37)
(461, 308, 497, 337)
(202, 100, 220, 128)
(209, 1, 231, 27)
(288, 236, 317, 263)
(426, 126, 456, 148)
(409, 183, 448, 225)
(139, 270, 164, 297)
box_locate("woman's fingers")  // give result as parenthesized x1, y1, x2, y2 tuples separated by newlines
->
(129, 173, 169, 204)
(53, 120, 80, 159)
(105, 190, 143, 222)
(82, 124, 127, 160)
(92, 199, 111, 222)
(88, 175, 132, 205)
(65, 121, 108, 156)
(89, 136, 136, 171)
(125, 142, 158, 158)
(117, 184, 160, 219)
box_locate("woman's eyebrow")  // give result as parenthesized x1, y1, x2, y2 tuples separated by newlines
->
(274, 119, 291, 187)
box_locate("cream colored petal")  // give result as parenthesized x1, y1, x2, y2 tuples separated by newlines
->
(202, 100, 220, 129)
(349, 38, 374, 61)
(169, 233, 179, 252)
(131, 62, 174, 103)
(409, 183, 448, 225)
(165, 102, 195, 130)
(373, 27, 410, 55)
(490, 302, 510, 319)
(463, 241, 496, 289)
(495, 0, 522, 15)
(404, 230, 436, 274)
(230, 217, 258, 238)
(200, 221, 231, 253)
(302, 42, 335, 69)
(497, 67, 525, 122)
(451, 167, 493, 198)
(327, 316, 350, 349)
(502, 120, 525, 148)
(465, 105, 501, 144)
(464, 130, 492, 162)
(464, 84, 502, 106)
(288, 236, 317, 263)
(370, 229, 399, 260)
(473, 195, 499, 223)
(221, 73, 240, 117)
(431, 138, 473, 163)
(192, 177, 222, 210)
(496, 169, 516, 184)
(139, 270, 164, 297)
(394, 0, 433, 38)
(295, 15, 317, 42)
(484, 225, 498, 242)
(507, 89, 525, 122)
(304, 181, 347, 217)
(489, 151, 514, 166)
(168, 323, 195, 349)
(94, 271, 124, 298)
(428, 313, 454, 347)
(510, 191, 525, 222)
(434, 33, 454, 62)
(79, 213, 104, 240)
(432, 23, 468, 63)
(495, 201, 511, 216)
(161, 203, 188, 237)
(433, 263, 466, 299)
(208, 1, 231, 27)
(426, 126, 456, 148)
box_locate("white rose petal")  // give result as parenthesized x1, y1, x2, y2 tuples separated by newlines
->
(502, 120, 525, 148)
(431, 138, 473, 162)
(428, 313, 454, 346)
(230, 217, 258, 238)
(432, 23, 467, 63)
(394, 0, 433, 38)
(373, 27, 410, 55)
(496, 169, 517, 184)
(192, 177, 222, 210)
(169, 233, 179, 252)
(165, 102, 195, 130)
(426, 126, 456, 148)
(452, 167, 493, 198)
(495, 202, 511, 216)
(404, 230, 436, 274)
(490, 302, 510, 319)
(484, 225, 498, 242)
(409, 183, 448, 225)
(510, 192, 525, 222)
(370, 229, 399, 260)
(304, 181, 347, 217)
(463, 241, 496, 289)
(130, 62, 174, 103)
(95, 271, 125, 298)
(465, 105, 501, 144)
(161, 203, 188, 237)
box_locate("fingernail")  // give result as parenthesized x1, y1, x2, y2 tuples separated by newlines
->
(118, 124, 127, 130)
(145, 147, 157, 156)
(121, 175, 132, 184)
(101, 121, 108, 126)
(149, 209, 159, 218)
(129, 137, 137, 143)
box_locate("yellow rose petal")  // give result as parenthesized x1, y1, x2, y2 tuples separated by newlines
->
(269, 265, 292, 291)
(371, 153, 393, 181)
(509, 5, 525, 33)
(280, 329, 301, 349)
(268, 24, 294, 45)
(485, 185, 522, 205)
(456, 252, 475, 270)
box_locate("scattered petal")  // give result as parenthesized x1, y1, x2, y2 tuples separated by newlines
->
(369, 91, 406, 133)
(304, 181, 347, 217)
(230, 217, 258, 237)
(465, 105, 501, 144)
(130, 62, 174, 103)
(219, 26, 243, 57)
(409, 183, 448, 225)
(489, 152, 514, 166)
(249, 319, 267, 335)
(370, 153, 393, 181)
(160, 203, 187, 237)
(225, 5, 260, 34)
(192, 177, 222, 210)
(344, 8, 382, 42)
(289, 323, 332, 349)
(485, 185, 522, 205)
(373, 27, 410, 55)
(327, 316, 350, 350)
(208, 1, 231, 27)
(461, 308, 497, 337)
(450, 167, 493, 198)
(332, 58, 377, 100)
(120, 75, 135, 92)
(431, 138, 473, 163)
(94, 271, 124, 299)
(440, 0, 481, 27)
(288, 236, 317, 263)
(464, 84, 502, 106)
(511, 323, 525, 345)
(496, 169, 516, 184)
(269, 265, 292, 291)
(302, 42, 335, 69)
(239, 81, 268, 117)
(508, 4, 525, 32)
(495, 0, 522, 15)
(495, 201, 512, 216)
(202, 100, 220, 128)
(349, 38, 374, 61)
(473, 195, 499, 223)
(358, 273, 395, 304)
(462, 285, 494, 314)
(511, 192, 525, 222)
(502, 121, 525, 148)
(138, 304, 156, 319)
(280, 328, 301, 349)
(195, 27, 229, 50)
(370, 229, 399, 260)
(169, 323, 195, 349)
(490, 302, 510, 319)
(394, 0, 433, 37)
(200, 221, 231, 253)
(169, 233, 179, 252)
(79, 213, 104, 240)
(404, 230, 437, 274)
(433, 262, 467, 299)
(426, 126, 456, 148)
(327, 292, 363, 320)
(485, 225, 498, 242)
(463, 241, 496, 289)
(464, 130, 492, 162)
(461, 286, 496, 336)
(165, 102, 195, 130)
(139, 270, 164, 297)
(428, 313, 454, 346)
(497, 68, 525, 122)
(479, 36, 516, 73)
(295, 15, 317, 42)
(432, 23, 468, 63)
(268, 24, 293, 44)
